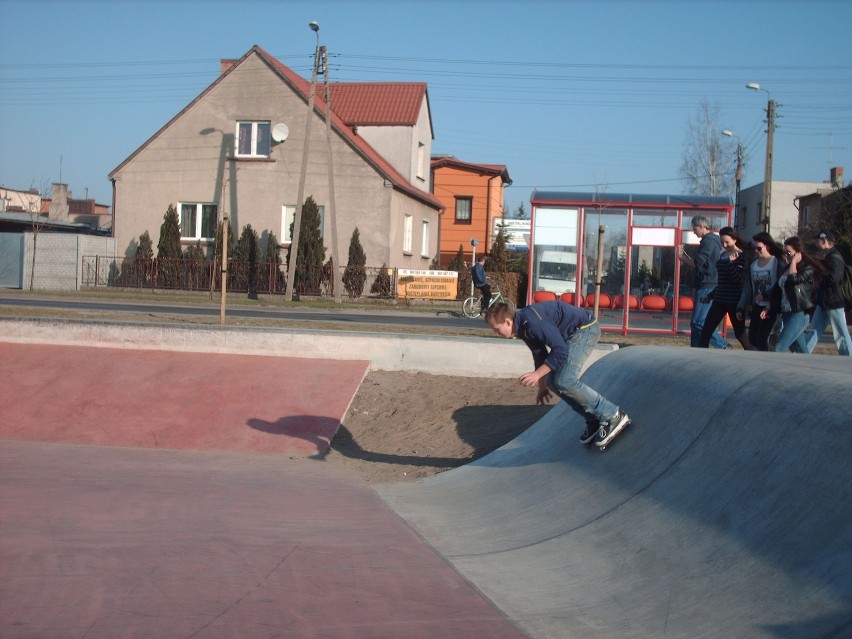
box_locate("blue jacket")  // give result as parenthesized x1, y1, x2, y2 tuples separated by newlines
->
(514, 301, 595, 371)
(694, 232, 722, 289)
(471, 262, 487, 287)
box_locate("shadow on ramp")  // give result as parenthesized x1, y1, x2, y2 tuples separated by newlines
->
(377, 346, 852, 639)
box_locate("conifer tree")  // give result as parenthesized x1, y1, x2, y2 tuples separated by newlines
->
(371, 263, 393, 298)
(343, 227, 367, 297)
(157, 204, 182, 259)
(294, 196, 325, 294)
(448, 244, 466, 271)
(266, 232, 284, 292)
(490, 227, 509, 273)
(157, 204, 182, 286)
(234, 224, 262, 297)
(136, 231, 154, 259)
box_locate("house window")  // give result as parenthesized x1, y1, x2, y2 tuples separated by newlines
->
(455, 196, 472, 223)
(802, 205, 810, 226)
(236, 121, 271, 158)
(281, 203, 325, 244)
(179, 203, 217, 240)
(421, 219, 430, 257)
(403, 215, 413, 253)
(417, 142, 426, 181)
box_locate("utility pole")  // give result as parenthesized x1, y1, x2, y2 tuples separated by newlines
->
(762, 98, 775, 233)
(747, 83, 776, 234)
(321, 45, 342, 303)
(285, 21, 321, 301)
(723, 130, 743, 227)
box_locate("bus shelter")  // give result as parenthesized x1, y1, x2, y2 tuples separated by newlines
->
(527, 191, 733, 336)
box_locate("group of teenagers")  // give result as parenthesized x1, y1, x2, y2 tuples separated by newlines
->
(478, 217, 849, 451)
(684, 216, 852, 356)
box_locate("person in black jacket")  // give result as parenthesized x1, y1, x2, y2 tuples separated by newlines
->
(470, 255, 491, 314)
(772, 237, 818, 353)
(802, 230, 852, 356)
(679, 216, 730, 349)
(698, 227, 751, 349)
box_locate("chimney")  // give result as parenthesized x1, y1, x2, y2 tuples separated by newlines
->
(830, 166, 844, 189)
(49, 183, 69, 220)
(220, 59, 238, 75)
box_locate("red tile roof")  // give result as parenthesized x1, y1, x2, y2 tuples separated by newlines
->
(326, 83, 427, 126)
(110, 45, 443, 212)
(431, 156, 512, 184)
(253, 46, 442, 210)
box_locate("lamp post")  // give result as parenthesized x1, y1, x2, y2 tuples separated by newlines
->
(470, 238, 478, 295)
(746, 83, 775, 233)
(722, 129, 743, 227)
(285, 21, 322, 301)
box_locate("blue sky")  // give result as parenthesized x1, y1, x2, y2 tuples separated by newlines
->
(1, 0, 850, 215)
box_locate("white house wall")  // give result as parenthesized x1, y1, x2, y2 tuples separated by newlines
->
(111, 51, 438, 270)
(354, 96, 432, 195)
(737, 180, 828, 240)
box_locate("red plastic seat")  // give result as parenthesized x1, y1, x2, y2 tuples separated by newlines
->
(678, 296, 695, 312)
(532, 290, 557, 303)
(584, 293, 613, 309)
(640, 294, 668, 311)
(559, 292, 584, 306)
(614, 294, 640, 310)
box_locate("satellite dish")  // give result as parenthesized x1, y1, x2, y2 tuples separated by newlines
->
(271, 123, 290, 143)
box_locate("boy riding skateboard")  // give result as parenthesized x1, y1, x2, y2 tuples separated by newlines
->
(484, 300, 630, 449)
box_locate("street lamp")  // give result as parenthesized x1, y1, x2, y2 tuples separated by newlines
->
(285, 21, 322, 301)
(470, 238, 479, 295)
(722, 129, 743, 227)
(746, 82, 776, 233)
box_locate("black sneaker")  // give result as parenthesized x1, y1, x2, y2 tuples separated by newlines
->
(595, 410, 631, 448)
(579, 417, 600, 445)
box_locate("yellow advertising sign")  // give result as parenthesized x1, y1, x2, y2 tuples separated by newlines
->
(396, 269, 458, 300)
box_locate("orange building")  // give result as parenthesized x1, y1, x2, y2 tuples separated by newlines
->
(431, 156, 511, 268)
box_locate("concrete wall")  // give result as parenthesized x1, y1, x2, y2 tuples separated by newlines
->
(0, 318, 617, 378)
(21, 233, 116, 291)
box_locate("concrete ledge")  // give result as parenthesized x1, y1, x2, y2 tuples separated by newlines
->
(0, 317, 617, 378)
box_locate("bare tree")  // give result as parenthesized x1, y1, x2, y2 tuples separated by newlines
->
(24, 182, 50, 291)
(678, 100, 735, 197)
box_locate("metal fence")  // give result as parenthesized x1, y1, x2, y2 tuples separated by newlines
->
(81, 256, 524, 302)
(81, 256, 399, 299)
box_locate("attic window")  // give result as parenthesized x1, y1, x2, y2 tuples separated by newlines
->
(236, 121, 271, 158)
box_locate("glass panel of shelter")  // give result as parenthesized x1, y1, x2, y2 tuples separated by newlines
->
(580, 207, 730, 335)
(581, 208, 627, 330)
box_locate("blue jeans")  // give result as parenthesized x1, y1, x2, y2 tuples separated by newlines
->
(545, 321, 619, 422)
(691, 286, 729, 348)
(774, 310, 809, 353)
(803, 306, 852, 356)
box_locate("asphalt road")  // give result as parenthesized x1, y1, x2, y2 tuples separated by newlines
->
(0, 294, 474, 331)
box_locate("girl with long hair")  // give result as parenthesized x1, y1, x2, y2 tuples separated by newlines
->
(736, 232, 784, 351)
(698, 227, 750, 349)
(773, 237, 819, 352)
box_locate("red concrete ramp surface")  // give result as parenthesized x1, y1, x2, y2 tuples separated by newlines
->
(0, 343, 368, 457)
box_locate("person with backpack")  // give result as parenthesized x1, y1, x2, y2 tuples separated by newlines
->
(802, 230, 852, 356)
(471, 254, 491, 315)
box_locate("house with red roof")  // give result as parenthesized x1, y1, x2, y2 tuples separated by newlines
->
(108, 45, 443, 271)
(430, 156, 511, 268)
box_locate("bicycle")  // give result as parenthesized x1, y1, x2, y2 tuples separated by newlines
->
(462, 280, 515, 318)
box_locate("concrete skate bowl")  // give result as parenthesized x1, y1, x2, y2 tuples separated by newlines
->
(377, 346, 852, 639)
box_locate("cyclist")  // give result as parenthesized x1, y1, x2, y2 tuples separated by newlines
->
(471, 255, 491, 314)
